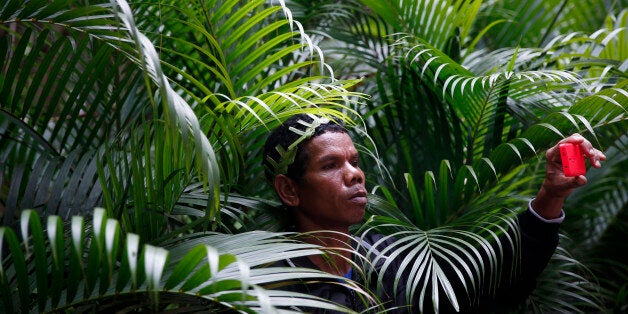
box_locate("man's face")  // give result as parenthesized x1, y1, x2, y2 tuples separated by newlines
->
(292, 131, 367, 230)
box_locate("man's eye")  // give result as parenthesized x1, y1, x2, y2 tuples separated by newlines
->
(323, 163, 336, 170)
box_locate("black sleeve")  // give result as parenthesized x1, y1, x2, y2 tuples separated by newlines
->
(459, 209, 560, 313)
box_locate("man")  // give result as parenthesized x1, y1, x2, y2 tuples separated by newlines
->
(263, 113, 606, 313)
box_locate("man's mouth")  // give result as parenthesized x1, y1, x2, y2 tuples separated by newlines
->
(349, 190, 368, 204)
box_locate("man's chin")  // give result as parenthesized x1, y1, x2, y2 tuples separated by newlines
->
(350, 207, 366, 224)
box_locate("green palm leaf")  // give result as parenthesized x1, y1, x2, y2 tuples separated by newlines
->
(476, 0, 628, 49)
(359, 0, 480, 52)
(394, 35, 591, 163)
(527, 245, 605, 312)
(1, 0, 227, 237)
(0, 3, 145, 224)
(0, 208, 364, 313)
(487, 81, 627, 178)
(359, 204, 517, 312)
(127, 0, 366, 193)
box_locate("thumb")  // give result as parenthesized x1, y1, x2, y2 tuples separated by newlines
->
(573, 175, 588, 187)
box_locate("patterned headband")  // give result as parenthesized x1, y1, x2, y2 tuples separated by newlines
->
(266, 114, 331, 177)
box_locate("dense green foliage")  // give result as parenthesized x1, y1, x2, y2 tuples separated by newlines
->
(1, 0, 626, 312)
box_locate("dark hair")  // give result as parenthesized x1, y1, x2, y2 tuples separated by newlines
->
(263, 113, 348, 183)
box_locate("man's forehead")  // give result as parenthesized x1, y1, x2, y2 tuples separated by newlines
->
(307, 132, 358, 157)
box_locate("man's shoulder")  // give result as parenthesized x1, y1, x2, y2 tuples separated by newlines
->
(354, 232, 397, 250)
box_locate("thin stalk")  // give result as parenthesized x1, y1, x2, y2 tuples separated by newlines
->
(538, 0, 569, 46)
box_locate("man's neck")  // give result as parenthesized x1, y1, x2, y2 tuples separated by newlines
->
(296, 229, 353, 276)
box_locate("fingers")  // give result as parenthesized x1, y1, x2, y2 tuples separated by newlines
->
(552, 133, 606, 168)
(588, 148, 606, 168)
(539, 134, 603, 201)
(546, 133, 584, 161)
(562, 175, 588, 193)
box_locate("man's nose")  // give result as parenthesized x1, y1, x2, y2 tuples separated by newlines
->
(344, 163, 364, 185)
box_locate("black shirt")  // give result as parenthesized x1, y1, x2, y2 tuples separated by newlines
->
(271, 209, 559, 313)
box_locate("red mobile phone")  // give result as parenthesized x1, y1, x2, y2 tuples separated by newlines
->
(559, 143, 586, 177)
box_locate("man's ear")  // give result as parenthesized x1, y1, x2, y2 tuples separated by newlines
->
(274, 174, 300, 207)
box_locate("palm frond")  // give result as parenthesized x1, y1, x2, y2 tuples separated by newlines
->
(555, 134, 628, 310)
(526, 243, 606, 312)
(1, 0, 222, 231)
(394, 35, 588, 164)
(360, 0, 481, 53)
(291, 0, 393, 71)
(487, 80, 627, 179)
(0, 208, 363, 313)
(358, 201, 520, 313)
(476, 0, 628, 50)
(562, 134, 628, 245)
(476, 0, 567, 49)
(467, 9, 628, 93)
(128, 0, 367, 191)
(111, 0, 222, 215)
(0, 1, 146, 224)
